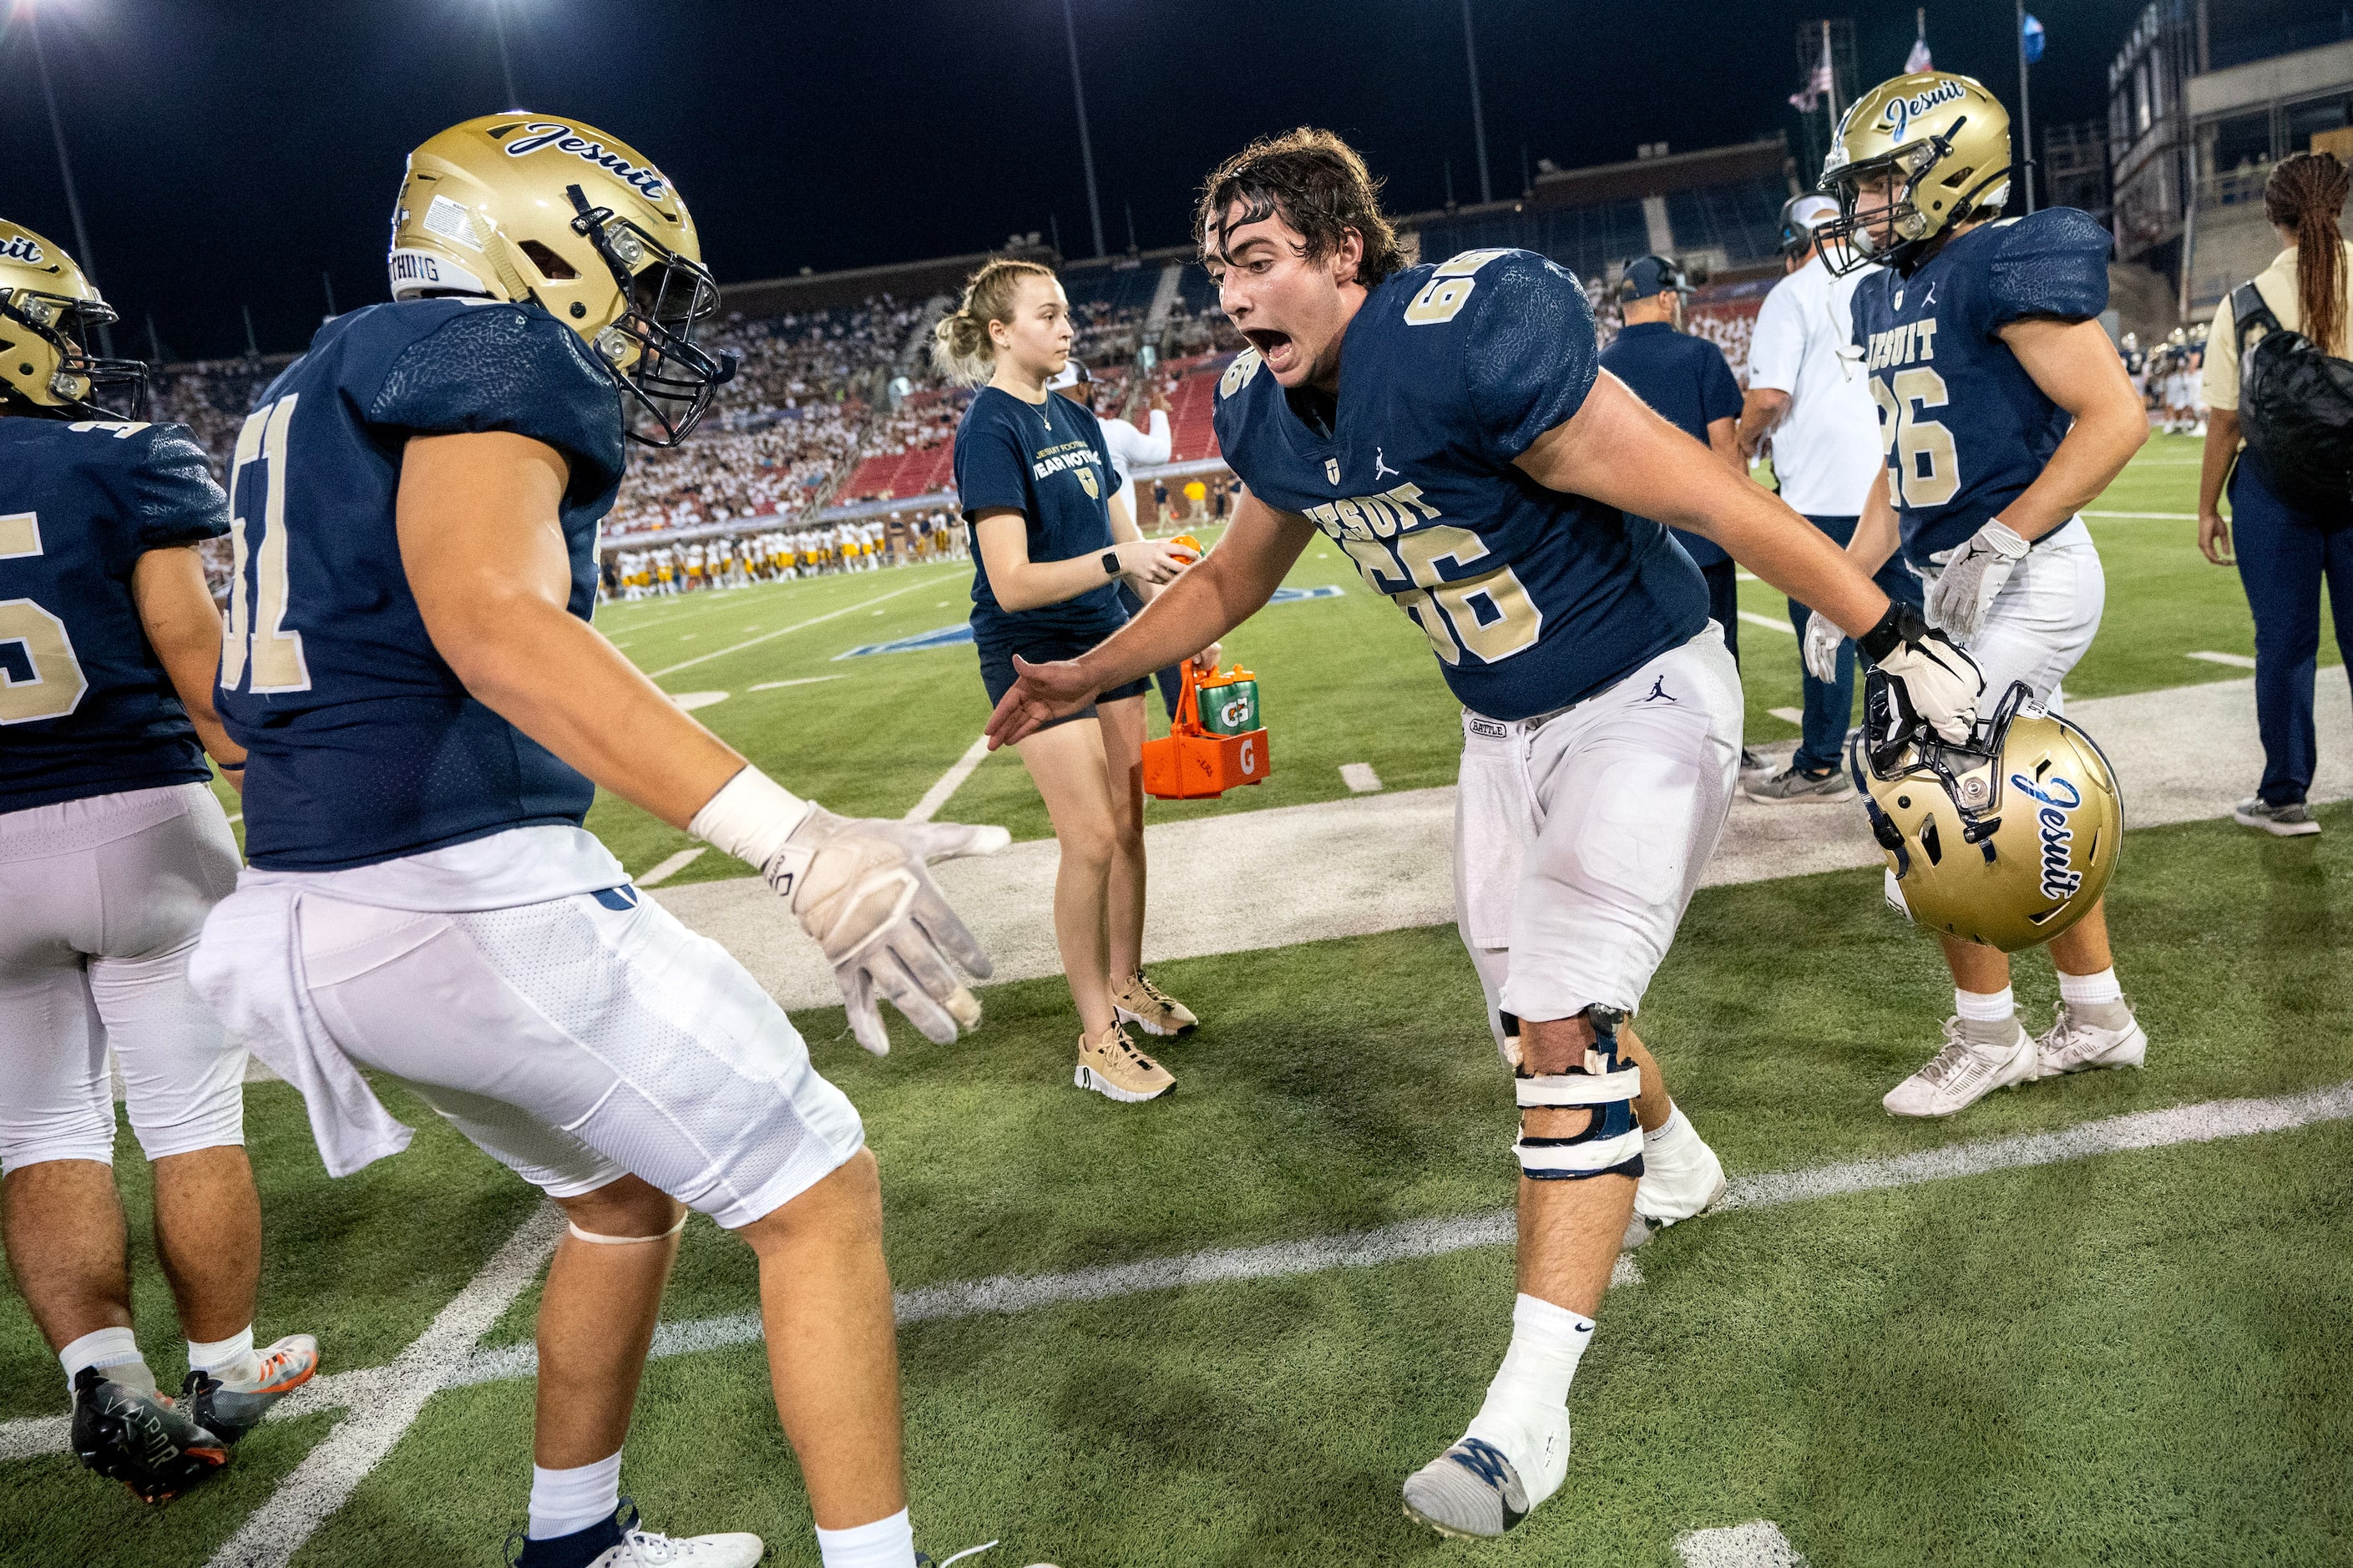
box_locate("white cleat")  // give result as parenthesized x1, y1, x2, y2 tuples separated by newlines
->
(1401, 1409, 1570, 1540)
(589, 1513, 763, 1568)
(1883, 1018, 2038, 1118)
(1633, 1111, 1728, 1229)
(2029, 999, 2148, 1080)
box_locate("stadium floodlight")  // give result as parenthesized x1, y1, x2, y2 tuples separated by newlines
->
(18, 0, 114, 357)
(1457, 0, 1493, 207)
(479, 0, 521, 109)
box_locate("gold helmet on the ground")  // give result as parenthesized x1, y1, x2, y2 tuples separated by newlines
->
(1850, 680, 2123, 953)
(387, 114, 733, 445)
(0, 220, 148, 420)
(1816, 71, 2012, 275)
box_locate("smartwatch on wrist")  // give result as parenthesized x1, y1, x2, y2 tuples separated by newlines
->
(1101, 549, 1121, 577)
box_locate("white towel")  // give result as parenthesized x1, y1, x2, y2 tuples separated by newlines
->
(188, 881, 414, 1178)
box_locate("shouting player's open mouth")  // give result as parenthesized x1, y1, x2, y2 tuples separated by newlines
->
(1242, 327, 1300, 377)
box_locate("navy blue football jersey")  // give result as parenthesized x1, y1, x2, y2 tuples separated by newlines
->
(0, 417, 228, 812)
(1213, 248, 1708, 721)
(954, 386, 1124, 643)
(1850, 208, 2110, 569)
(213, 299, 627, 870)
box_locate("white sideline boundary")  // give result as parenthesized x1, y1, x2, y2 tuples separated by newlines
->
(12, 1080, 2345, 1481)
(907, 733, 994, 823)
(646, 580, 926, 678)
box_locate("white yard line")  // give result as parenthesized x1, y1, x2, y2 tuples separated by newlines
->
(636, 847, 707, 888)
(2085, 509, 2196, 519)
(907, 733, 994, 823)
(1766, 707, 1805, 726)
(1340, 762, 1384, 793)
(647, 581, 925, 678)
(748, 675, 845, 692)
(2187, 650, 2258, 670)
(1737, 611, 1795, 635)
(199, 1206, 565, 1568)
(1675, 1519, 1809, 1566)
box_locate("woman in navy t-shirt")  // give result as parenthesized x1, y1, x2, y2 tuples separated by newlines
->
(939, 259, 1207, 1103)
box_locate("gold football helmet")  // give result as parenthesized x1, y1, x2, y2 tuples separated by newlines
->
(1850, 680, 2123, 953)
(0, 220, 148, 420)
(1817, 71, 2012, 275)
(387, 115, 732, 445)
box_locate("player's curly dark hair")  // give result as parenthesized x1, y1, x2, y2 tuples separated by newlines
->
(2264, 152, 2349, 356)
(1193, 128, 1408, 289)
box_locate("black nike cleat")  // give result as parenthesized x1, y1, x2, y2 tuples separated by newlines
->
(70, 1367, 230, 1504)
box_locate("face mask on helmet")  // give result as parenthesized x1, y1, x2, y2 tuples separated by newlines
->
(1850, 679, 2123, 952)
(564, 185, 736, 448)
(0, 291, 149, 421)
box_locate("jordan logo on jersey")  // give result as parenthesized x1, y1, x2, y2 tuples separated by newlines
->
(1374, 447, 1399, 481)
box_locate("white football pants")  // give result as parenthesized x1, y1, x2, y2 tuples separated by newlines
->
(1455, 629, 1743, 1056)
(0, 782, 245, 1174)
(290, 885, 865, 1229)
(1925, 518, 2107, 713)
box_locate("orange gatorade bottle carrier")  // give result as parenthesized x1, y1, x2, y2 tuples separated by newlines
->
(1141, 658, 1271, 800)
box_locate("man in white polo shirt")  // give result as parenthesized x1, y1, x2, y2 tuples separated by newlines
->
(1736, 195, 1925, 801)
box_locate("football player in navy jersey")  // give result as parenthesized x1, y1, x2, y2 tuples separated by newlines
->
(984, 128, 1982, 1538)
(1813, 73, 2152, 1117)
(186, 119, 1004, 1568)
(0, 221, 321, 1504)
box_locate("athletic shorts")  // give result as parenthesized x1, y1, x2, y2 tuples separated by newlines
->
(1454, 630, 1743, 1057)
(292, 884, 864, 1228)
(1918, 518, 2105, 715)
(978, 624, 1148, 734)
(0, 782, 245, 1173)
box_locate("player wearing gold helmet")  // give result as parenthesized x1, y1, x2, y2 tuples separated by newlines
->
(188, 116, 1007, 1568)
(1809, 73, 2153, 1116)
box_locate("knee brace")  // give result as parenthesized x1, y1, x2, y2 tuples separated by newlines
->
(1507, 1006, 1646, 1182)
(566, 1212, 687, 1246)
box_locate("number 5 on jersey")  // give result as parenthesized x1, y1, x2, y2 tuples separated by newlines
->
(221, 394, 311, 694)
(0, 512, 89, 724)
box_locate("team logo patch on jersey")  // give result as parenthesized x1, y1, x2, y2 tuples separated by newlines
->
(1324, 458, 1342, 486)
(1079, 467, 1100, 500)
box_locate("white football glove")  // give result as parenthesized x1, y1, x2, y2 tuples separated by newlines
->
(1923, 518, 2028, 644)
(1802, 609, 1847, 685)
(1857, 602, 1983, 748)
(690, 770, 1010, 1055)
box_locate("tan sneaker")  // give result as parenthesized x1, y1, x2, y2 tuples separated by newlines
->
(1111, 970, 1197, 1036)
(1075, 1024, 1176, 1102)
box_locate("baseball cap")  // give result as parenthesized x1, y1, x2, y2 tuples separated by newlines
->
(1617, 255, 1690, 301)
(1046, 360, 1093, 391)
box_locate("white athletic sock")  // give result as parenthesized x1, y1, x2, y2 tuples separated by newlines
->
(2057, 968, 2123, 1007)
(528, 1450, 623, 1540)
(1953, 985, 2015, 1024)
(814, 1508, 916, 1568)
(60, 1327, 154, 1393)
(1470, 1293, 1595, 1428)
(187, 1325, 261, 1387)
(1644, 1104, 1684, 1146)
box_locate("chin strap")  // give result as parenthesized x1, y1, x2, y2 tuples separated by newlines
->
(1510, 1006, 1647, 1181)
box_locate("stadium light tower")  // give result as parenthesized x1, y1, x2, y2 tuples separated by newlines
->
(1059, 0, 1107, 258)
(1457, 0, 1493, 206)
(22, 0, 114, 357)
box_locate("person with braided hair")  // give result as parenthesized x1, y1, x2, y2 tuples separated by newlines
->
(2199, 150, 2353, 837)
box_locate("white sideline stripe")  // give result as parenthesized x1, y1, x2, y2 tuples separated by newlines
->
(1734, 571, 1761, 583)
(1340, 762, 1384, 794)
(907, 733, 993, 822)
(2187, 650, 2259, 670)
(5, 1081, 2350, 1470)
(1736, 611, 1795, 635)
(637, 847, 706, 888)
(1766, 707, 1804, 726)
(198, 1204, 565, 1568)
(647, 580, 923, 677)
(669, 690, 730, 712)
(225, 812, 242, 825)
(748, 675, 844, 692)
(1676, 1519, 1808, 1566)
(2085, 509, 2196, 518)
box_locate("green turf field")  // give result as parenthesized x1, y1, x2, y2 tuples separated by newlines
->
(25, 432, 2350, 1565)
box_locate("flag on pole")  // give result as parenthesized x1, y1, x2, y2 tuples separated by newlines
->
(2021, 13, 2046, 65)
(1905, 8, 1932, 73)
(1789, 36, 1834, 111)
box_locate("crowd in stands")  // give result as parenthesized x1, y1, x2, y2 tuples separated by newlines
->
(602, 513, 966, 601)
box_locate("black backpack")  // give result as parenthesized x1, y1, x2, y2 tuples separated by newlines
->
(2231, 281, 2353, 524)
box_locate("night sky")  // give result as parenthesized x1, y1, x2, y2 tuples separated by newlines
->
(0, 0, 2291, 361)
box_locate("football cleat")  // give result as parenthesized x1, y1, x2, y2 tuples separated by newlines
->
(70, 1367, 229, 1504)
(1401, 1409, 1569, 1540)
(1074, 1024, 1175, 1103)
(2028, 999, 2148, 1080)
(182, 1333, 320, 1444)
(1111, 970, 1197, 1037)
(509, 1502, 762, 1568)
(1632, 1113, 1728, 1228)
(1742, 763, 1855, 804)
(1883, 1017, 2038, 1117)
